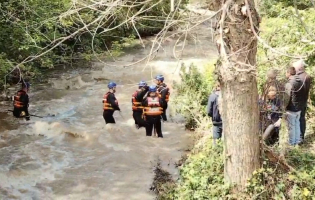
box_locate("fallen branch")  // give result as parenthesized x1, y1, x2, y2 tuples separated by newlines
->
(263, 144, 295, 172)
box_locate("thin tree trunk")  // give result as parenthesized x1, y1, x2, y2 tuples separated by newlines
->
(212, 0, 261, 187)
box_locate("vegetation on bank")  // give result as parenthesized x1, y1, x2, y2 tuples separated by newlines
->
(172, 63, 216, 130)
(0, 0, 188, 89)
(156, 1, 315, 199)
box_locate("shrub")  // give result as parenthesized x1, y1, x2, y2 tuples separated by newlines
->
(172, 62, 216, 130)
(159, 137, 231, 200)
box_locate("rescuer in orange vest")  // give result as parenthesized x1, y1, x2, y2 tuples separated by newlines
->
(103, 82, 120, 124)
(13, 81, 31, 121)
(154, 75, 170, 122)
(142, 85, 164, 138)
(132, 80, 149, 129)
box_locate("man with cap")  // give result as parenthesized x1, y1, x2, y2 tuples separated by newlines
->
(293, 59, 312, 141)
(103, 81, 120, 124)
(154, 75, 170, 122)
(132, 81, 149, 129)
(13, 81, 31, 121)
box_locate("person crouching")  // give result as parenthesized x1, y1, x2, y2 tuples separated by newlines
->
(142, 85, 164, 138)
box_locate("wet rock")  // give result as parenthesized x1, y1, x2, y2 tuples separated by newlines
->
(93, 77, 109, 82)
(64, 131, 85, 138)
(18, 189, 28, 194)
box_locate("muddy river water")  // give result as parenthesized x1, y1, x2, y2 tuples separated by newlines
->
(0, 20, 217, 199)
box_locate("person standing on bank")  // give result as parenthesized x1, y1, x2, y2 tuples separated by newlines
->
(154, 75, 170, 122)
(13, 81, 31, 121)
(103, 82, 120, 124)
(284, 67, 304, 146)
(142, 85, 164, 138)
(207, 83, 222, 145)
(293, 60, 312, 141)
(132, 81, 149, 129)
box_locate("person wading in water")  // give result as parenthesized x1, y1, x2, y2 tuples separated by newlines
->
(13, 82, 31, 121)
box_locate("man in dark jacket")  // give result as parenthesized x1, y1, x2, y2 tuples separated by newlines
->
(293, 60, 312, 141)
(285, 67, 304, 146)
(13, 82, 30, 121)
(154, 75, 170, 122)
(103, 82, 120, 124)
(207, 83, 222, 145)
(132, 81, 149, 129)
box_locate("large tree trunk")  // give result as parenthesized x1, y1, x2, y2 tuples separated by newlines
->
(213, 0, 261, 187)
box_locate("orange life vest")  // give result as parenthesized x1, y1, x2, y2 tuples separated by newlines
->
(13, 90, 26, 109)
(103, 92, 118, 110)
(157, 86, 170, 102)
(132, 91, 143, 111)
(143, 97, 163, 116)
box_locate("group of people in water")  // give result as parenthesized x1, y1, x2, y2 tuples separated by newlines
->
(102, 75, 170, 138)
(207, 59, 312, 146)
(11, 75, 170, 138)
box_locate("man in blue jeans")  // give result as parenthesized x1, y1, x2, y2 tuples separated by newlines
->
(207, 83, 222, 145)
(284, 67, 304, 146)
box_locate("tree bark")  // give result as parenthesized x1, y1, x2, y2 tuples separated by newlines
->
(212, 0, 261, 187)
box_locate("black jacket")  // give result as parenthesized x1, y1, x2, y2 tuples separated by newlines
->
(296, 71, 312, 107)
(107, 92, 120, 111)
(207, 91, 222, 125)
(132, 87, 149, 112)
(134, 86, 149, 102)
(285, 75, 304, 112)
(14, 90, 29, 111)
(157, 83, 169, 103)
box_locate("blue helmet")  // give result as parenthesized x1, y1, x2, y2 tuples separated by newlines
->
(138, 81, 147, 87)
(108, 82, 117, 89)
(154, 75, 164, 82)
(148, 85, 157, 92)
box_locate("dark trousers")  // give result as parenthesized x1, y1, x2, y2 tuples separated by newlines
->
(103, 110, 115, 124)
(133, 111, 146, 128)
(266, 127, 279, 146)
(161, 104, 168, 121)
(212, 124, 222, 145)
(13, 107, 30, 120)
(145, 116, 163, 138)
(300, 106, 307, 140)
(213, 124, 222, 139)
